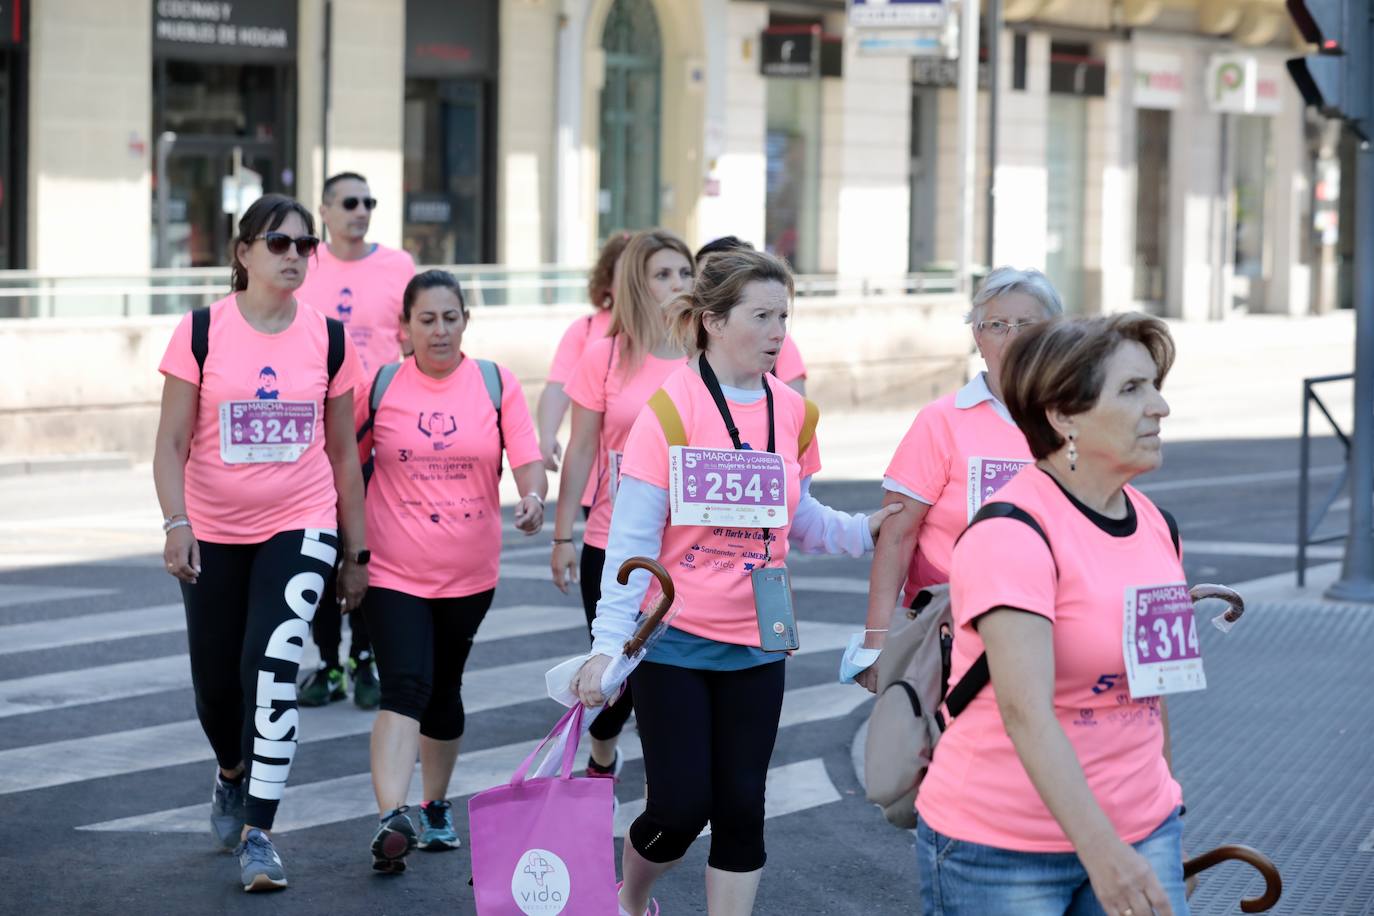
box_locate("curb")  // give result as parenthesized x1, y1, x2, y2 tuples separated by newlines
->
(0, 453, 133, 477)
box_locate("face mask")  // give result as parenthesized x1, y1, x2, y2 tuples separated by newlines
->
(838, 631, 882, 684)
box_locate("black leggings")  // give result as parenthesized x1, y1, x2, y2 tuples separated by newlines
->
(311, 572, 371, 668)
(579, 544, 634, 742)
(363, 586, 495, 741)
(182, 529, 339, 830)
(627, 659, 786, 872)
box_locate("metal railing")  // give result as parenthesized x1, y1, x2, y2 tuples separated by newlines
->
(1297, 372, 1354, 585)
(0, 266, 958, 320)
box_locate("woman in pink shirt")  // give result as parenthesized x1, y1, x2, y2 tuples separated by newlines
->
(536, 232, 632, 471)
(570, 248, 901, 916)
(358, 270, 547, 874)
(549, 229, 694, 779)
(916, 314, 1189, 916)
(857, 267, 1064, 691)
(152, 194, 369, 893)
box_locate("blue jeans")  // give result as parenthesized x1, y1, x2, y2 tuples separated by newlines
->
(916, 809, 1190, 916)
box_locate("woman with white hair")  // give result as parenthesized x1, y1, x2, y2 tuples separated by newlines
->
(856, 267, 1064, 691)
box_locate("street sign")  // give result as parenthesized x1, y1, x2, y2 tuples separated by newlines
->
(848, 0, 947, 29)
(1285, 0, 1371, 137)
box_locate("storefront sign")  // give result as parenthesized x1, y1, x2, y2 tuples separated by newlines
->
(406, 193, 453, 226)
(761, 29, 819, 78)
(407, 0, 496, 77)
(856, 28, 950, 58)
(910, 55, 989, 90)
(848, 0, 947, 29)
(153, 0, 297, 63)
(1133, 50, 1184, 110)
(1207, 54, 1283, 116)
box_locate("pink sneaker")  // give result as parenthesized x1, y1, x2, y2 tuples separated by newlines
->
(616, 880, 660, 916)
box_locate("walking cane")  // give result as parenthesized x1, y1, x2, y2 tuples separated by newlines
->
(1183, 844, 1283, 912)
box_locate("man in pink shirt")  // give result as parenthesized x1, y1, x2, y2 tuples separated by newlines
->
(296, 171, 417, 710)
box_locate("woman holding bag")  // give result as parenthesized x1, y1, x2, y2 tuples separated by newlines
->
(549, 228, 694, 780)
(571, 248, 901, 916)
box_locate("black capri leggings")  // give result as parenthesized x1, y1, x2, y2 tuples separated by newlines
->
(579, 544, 634, 742)
(626, 658, 786, 873)
(310, 572, 371, 669)
(362, 586, 495, 741)
(182, 528, 339, 830)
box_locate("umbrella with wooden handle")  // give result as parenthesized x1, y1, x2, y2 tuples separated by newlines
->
(1183, 844, 1282, 912)
(1189, 583, 1245, 629)
(618, 556, 676, 657)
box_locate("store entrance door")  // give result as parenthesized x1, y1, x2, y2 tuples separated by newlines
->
(159, 138, 279, 268)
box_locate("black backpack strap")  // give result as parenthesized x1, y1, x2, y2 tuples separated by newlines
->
(356, 362, 402, 443)
(944, 501, 1055, 719)
(1160, 507, 1181, 559)
(190, 307, 210, 383)
(476, 359, 505, 480)
(325, 317, 346, 384)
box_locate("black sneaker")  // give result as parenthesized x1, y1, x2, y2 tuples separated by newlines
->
(370, 806, 417, 874)
(299, 665, 346, 707)
(350, 653, 381, 710)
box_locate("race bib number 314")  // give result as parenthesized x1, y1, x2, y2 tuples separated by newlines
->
(219, 400, 317, 464)
(668, 446, 788, 528)
(1122, 583, 1206, 698)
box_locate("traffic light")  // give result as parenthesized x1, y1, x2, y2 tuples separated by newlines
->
(1286, 0, 1372, 137)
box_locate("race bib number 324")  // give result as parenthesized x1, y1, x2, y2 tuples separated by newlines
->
(668, 446, 788, 528)
(219, 400, 317, 464)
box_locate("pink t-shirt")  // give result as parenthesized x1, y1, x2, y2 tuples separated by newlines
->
(158, 295, 366, 544)
(565, 338, 685, 549)
(916, 467, 1185, 852)
(547, 310, 614, 385)
(885, 388, 1032, 604)
(296, 243, 416, 376)
(773, 336, 806, 384)
(363, 357, 541, 599)
(619, 367, 822, 646)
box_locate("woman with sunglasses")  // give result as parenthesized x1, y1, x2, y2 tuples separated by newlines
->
(296, 171, 416, 712)
(153, 194, 369, 893)
(856, 267, 1064, 692)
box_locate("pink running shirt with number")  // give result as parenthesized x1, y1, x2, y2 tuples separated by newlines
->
(296, 243, 415, 376)
(547, 309, 614, 385)
(158, 295, 366, 543)
(884, 390, 1032, 605)
(619, 367, 821, 646)
(564, 337, 685, 549)
(364, 357, 541, 598)
(916, 467, 1185, 851)
(773, 336, 806, 384)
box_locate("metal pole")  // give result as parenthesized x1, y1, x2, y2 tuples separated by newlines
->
(155, 132, 176, 269)
(1327, 137, 1374, 601)
(1298, 379, 1312, 587)
(984, 0, 1002, 270)
(321, 0, 333, 190)
(955, 0, 979, 293)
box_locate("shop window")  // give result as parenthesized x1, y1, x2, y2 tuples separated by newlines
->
(1012, 33, 1028, 91)
(598, 0, 662, 239)
(1049, 41, 1105, 97)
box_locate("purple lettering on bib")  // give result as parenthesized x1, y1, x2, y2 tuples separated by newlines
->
(1131, 584, 1200, 664)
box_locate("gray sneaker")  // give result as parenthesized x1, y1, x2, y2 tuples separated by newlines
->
(210, 773, 246, 849)
(370, 806, 418, 874)
(235, 828, 287, 892)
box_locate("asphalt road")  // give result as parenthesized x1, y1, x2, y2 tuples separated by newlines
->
(0, 432, 1359, 915)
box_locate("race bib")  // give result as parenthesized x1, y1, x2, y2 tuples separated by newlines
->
(607, 449, 624, 504)
(219, 400, 317, 464)
(668, 446, 788, 528)
(967, 456, 1033, 522)
(1123, 583, 1206, 698)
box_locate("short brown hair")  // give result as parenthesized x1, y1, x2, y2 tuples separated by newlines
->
(1000, 313, 1176, 459)
(588, 231, 632, 310)
(666, 247, 794, 353)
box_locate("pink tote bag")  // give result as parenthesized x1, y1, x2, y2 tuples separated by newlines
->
(469, 704, 618, 915)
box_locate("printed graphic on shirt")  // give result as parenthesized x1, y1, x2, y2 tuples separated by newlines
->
(334, 288, 354, 322)
(966, 456, 1033, 522)
(255, 366, 280, 400)
(1123, 583, 1206, 698)
(417, 411, 459, 450)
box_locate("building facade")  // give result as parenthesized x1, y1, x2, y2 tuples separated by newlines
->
(13, 0, 1338, 319)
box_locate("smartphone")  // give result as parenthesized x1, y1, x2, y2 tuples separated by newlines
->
(752, 566, 800, 652)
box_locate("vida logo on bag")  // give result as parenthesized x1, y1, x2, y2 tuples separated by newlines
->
(511, 848, 571, 914)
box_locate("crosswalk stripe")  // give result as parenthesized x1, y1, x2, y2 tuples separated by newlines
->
(0, 623, 858, 796)
(0, 604, 183, 656)
(498, 564, 872, 595)
(0, 584, 117, 610)
(78, 682, 863, 834)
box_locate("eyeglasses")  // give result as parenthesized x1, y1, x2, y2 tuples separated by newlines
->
(255, 232, 320, 257)
(341, 196, 378, 211)
(976, 319, 1041, 336)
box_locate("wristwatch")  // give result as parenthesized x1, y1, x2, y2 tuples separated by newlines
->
(346, 549, 371, 565)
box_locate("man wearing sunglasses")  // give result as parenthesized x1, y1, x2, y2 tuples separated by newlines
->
(298, 171, 416, 711)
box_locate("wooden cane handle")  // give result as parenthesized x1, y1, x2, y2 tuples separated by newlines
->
(1189, 583, 1245, 624)
(617, 557, 676, 657)
(1182, 844, 1282, 913)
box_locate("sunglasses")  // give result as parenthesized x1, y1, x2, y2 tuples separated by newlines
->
(341, 196, 378, 211)
(255, 232, 320, 257)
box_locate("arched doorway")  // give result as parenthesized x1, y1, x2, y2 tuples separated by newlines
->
(598, 0, 661, 239)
